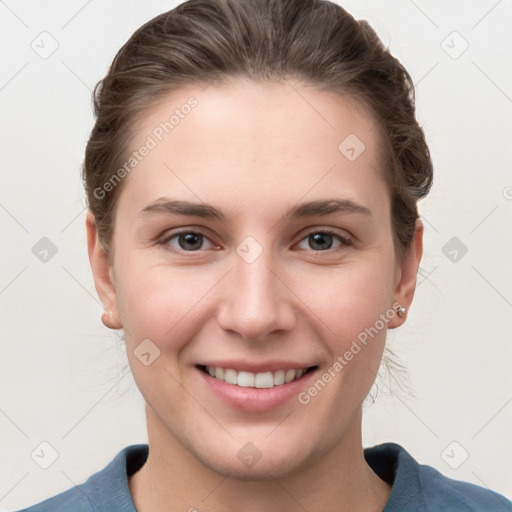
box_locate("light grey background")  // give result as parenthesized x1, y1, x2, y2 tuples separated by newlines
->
(1, 0, 511, 509)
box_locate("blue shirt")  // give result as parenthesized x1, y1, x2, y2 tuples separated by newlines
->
(15, 442, 512, 511)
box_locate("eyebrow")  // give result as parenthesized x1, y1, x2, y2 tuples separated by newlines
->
(138, 197, 372, 222)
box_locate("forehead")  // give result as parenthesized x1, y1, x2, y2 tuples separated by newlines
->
(118, 80, 388, 217)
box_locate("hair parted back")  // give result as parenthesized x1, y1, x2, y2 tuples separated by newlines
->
(83, 0, 433, 261)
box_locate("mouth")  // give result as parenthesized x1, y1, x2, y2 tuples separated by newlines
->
(197, 364, 318, 389)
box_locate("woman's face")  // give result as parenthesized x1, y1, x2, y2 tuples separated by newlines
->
(88, 80, 421, 478)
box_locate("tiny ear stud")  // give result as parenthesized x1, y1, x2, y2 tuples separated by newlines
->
(396, 305, 406, 317)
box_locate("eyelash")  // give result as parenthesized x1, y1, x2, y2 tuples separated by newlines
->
(158, 227, 353, 255)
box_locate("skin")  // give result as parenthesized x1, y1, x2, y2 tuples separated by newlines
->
(87, 79, 423, 512)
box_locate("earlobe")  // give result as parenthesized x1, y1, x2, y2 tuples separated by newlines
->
(388, 218, 424, 329)
(86, 210, 122, 330)
(101, 310, 122, 330)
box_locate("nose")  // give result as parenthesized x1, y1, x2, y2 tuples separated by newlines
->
(216, 246, 296, 342)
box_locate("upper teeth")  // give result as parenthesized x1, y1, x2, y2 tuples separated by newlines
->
(205, 366, 307, 388)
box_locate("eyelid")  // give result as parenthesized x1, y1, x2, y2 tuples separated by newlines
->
(158, 226, 354, 254)
(293, 228, 354, 250)
(158, 227, 220, 252)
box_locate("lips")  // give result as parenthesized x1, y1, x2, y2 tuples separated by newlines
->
(198, 365, 315, 389)
(195, 359, 319, 412)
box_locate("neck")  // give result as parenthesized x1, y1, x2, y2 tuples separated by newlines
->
(129, 406, 391, 512)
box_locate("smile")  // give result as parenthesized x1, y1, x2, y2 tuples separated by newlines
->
(198, 365, 316, 389)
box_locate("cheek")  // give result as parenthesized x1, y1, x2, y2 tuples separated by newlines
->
(307, 257, 395, 339)
(114, 261, 218, 351)
(304, 255, 396, 398)
(114, 266, 212, 408)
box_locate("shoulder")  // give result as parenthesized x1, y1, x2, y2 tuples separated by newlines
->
(364, 442, 512, 512)
(14, 487, 95, 512)
(13, 444, 149, 512)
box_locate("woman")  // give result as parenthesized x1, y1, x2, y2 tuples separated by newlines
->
(16, 0, 511, 510)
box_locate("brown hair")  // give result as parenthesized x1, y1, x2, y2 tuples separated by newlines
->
(83, 0, 433, 261)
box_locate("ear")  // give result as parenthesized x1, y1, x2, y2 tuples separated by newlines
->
(86, 210, 122, 329)
(388, 218, 423, 328)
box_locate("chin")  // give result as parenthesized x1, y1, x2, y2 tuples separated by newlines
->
(200, 449, 308, 481)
